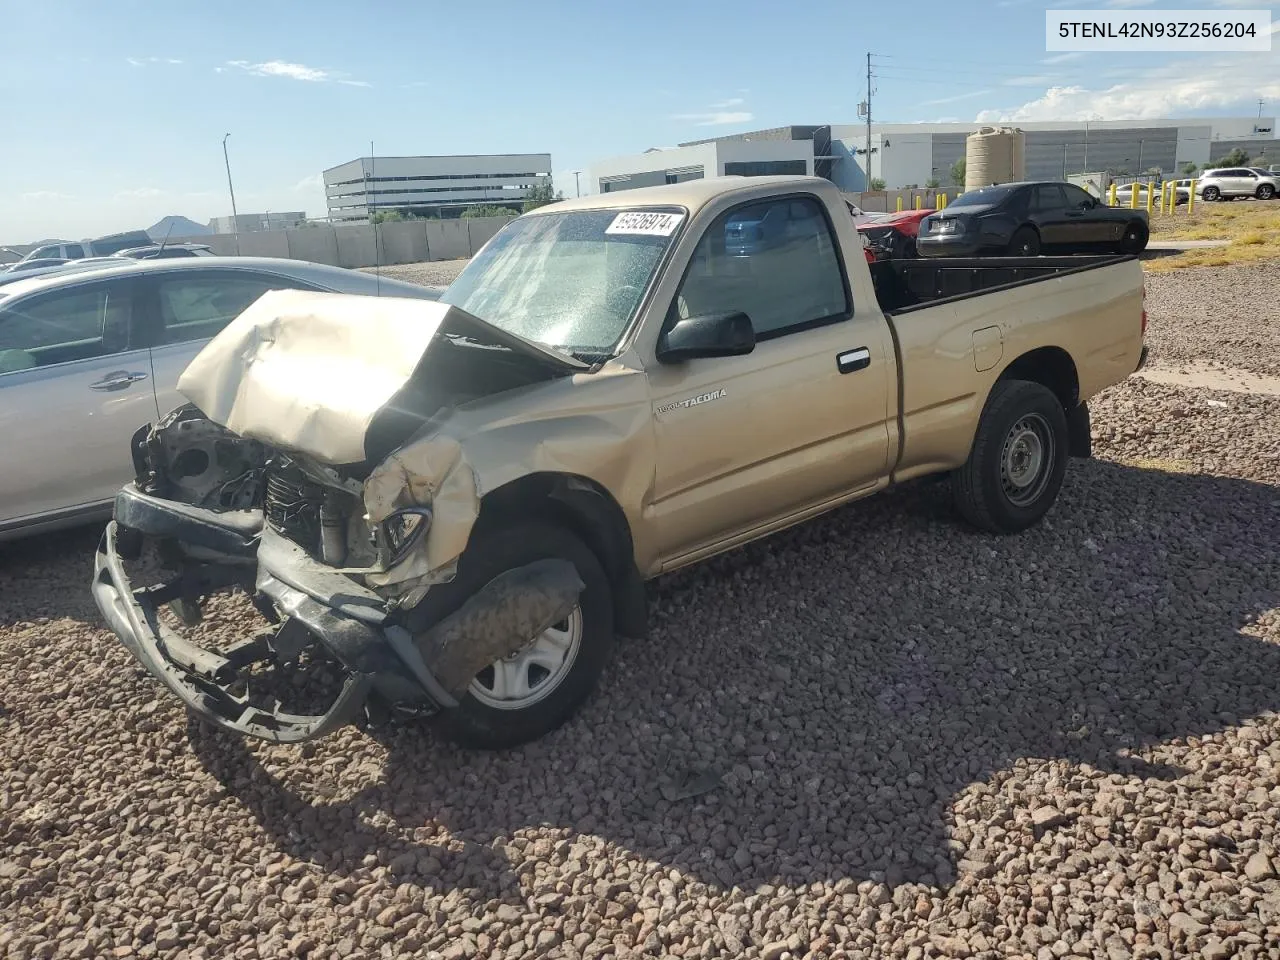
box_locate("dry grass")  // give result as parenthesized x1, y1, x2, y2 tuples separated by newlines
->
(1145, 201, 1280, 272)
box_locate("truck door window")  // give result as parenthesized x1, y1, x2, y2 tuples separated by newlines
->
(673, 196, 849, 340)
(64, 244, 85, 258)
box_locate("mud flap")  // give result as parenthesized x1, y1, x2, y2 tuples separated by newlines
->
(1067, 402, 1092, 458)
(414, 558, 585, 699)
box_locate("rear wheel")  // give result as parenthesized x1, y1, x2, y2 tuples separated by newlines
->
(1118, 220, 1149, 255)
(951, 380, 1068, 534)
(1007, 227, 1040, 257)
(1201, 185, 1221, 201)
(409, 522, 614, 749)
(1257, 184, 1276, 201)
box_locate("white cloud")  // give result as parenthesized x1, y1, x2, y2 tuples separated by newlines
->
(293, 173, 324, 192)
(976, 54, 1280, 122)
(1042, 52, 1085, 64)
(1005, 75, 1056, 86)
(21, 190, 73, 202)
(115, 187, 164, 200)
(921, 89, 994, 107)
(222, 59, 369, 86)
(126, 56, 183, 67)
(673, 110, 754, 126)
(673, 98, 754, 126)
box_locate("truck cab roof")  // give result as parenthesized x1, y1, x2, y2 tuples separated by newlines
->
(534, 175, 840, 218)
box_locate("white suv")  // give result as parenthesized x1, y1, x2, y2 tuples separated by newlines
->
(1196, 167, 1278, 201)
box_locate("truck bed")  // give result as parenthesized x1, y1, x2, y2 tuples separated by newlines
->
(869, 255, 1133, 314)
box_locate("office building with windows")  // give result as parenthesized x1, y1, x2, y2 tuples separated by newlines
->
(591, 139, 814, 195)
(323, 154, 553, 221)
(592, 117, 1274, 193)
(208, 212, 306, 233)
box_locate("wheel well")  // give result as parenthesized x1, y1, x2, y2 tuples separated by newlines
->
(473, 473, 648, 639)
(997, 346, 1079, 410)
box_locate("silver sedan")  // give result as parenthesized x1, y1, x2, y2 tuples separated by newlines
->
(0, 257, 441, 541)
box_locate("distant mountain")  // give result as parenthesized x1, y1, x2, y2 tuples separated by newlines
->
(147, 216, 211, 240)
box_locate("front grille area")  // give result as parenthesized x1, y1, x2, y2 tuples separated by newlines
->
(264, 465, 325, 554)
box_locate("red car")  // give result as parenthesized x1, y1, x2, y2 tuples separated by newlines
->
(857, 208, 934, 260)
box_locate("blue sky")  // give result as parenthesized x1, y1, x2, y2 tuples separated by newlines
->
(1, 0, 1275, 241)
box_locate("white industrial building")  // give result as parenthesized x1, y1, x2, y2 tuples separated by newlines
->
(323, 153, 553, 221)
(208, 212, 306, 233)
(592, 139, 813, 194)
(592, 117, 1275, 194)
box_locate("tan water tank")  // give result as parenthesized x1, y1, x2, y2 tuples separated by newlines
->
(965, 126, 1026, 191)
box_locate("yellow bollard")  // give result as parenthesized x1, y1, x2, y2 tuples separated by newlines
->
(1129, 183, 1139, 210)
(914, 195, 922, 210)
(896, 196, 903, 213)
(1187, 179, 1196, 214)
(1146, 182, 1155, 216)
(939, 193, 948, 209)
(1108, 182, 1118, 206)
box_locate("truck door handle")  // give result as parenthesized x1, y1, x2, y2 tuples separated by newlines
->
(837, 348, 871, 374)
(90, 371, 149, 391)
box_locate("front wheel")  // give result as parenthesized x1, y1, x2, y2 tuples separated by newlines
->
(1201, 185, 1221, 201)
(1007, 227, 1041, 257)
(1118, 220, 1149, 254)
(409, 521, 615, 749)
(1257, 184, 1276, 201)
(951, 380, 1068, 534)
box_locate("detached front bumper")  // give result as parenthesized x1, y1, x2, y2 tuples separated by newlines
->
(92, 485, 584, 743)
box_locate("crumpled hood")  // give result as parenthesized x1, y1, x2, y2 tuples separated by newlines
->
(177, 288, 585, 465)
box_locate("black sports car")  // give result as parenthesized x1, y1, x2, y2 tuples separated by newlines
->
(916, 181, 1149, 258)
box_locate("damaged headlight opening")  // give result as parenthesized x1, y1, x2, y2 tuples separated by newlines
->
(374, 507, 434, 566)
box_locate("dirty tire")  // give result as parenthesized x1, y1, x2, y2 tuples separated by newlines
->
(411, 522, 614, 750)
(1007, 226, 1041, 257)
(951, 379, 1068, 534)
(1202, 185, 1221, 202)
(1257, 184, 1276, 201)
(1118, 220, 1149, 255)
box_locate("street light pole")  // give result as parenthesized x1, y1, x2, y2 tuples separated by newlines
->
(574, 171, 581, 198)
(222, 133, 241, 255)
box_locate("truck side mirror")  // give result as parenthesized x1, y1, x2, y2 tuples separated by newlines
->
(656, 311, 756, 363)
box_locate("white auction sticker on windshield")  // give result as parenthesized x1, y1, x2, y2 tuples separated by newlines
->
(606, 211, 685, 236)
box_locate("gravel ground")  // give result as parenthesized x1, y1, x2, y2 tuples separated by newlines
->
(361, 260, 470, 289)
(4, 263, 1280, 960)
(1144, 263, 1280, 377)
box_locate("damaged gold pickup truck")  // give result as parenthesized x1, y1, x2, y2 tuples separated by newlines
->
(92, 175, 1148, 746)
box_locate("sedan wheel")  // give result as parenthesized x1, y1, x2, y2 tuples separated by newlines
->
(1007, 227, 1041, 257)
(1118, 220, 1149, 255)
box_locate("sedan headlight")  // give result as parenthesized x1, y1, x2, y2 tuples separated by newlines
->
(375, 507, 433, 566)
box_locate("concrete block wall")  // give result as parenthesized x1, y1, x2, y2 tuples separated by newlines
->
(156, 215, 516, 270)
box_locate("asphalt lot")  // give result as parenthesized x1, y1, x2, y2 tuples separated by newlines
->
(2, 261, 1279, 960)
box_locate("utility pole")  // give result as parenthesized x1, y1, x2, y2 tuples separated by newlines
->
(574, 171, 581, 198)
(1137, 138, 1144, 172)
(1260, 98, 1266, 119)
(222, 133, 240, 255)
(866, 52, 873, 190)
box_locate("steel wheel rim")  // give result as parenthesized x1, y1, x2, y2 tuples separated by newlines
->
(1000, 413, 1054, 507)
(469, 606, 583, 710)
